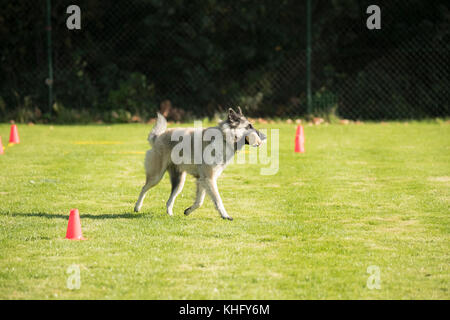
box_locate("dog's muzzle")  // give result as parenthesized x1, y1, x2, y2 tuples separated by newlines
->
(245, 130, 266, 147)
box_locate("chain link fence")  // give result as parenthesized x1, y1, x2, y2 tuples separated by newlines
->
(0, 1, 449, 123)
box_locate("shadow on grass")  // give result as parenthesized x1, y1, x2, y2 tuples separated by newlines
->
(7, 212, 154, 219)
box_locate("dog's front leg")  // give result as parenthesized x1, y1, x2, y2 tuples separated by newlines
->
(166, 170, 186, 216)
(201, 178, 233, 220)
(184, 180, 206, 216)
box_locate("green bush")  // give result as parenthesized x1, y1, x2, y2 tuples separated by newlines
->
(106, 72, 158, 119)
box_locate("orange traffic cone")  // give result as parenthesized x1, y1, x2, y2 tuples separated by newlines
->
(0, 136, 4, 155)
(66, 209, 86, 240)
(9, 124, 20, 144)
(295, 125, 305, 153)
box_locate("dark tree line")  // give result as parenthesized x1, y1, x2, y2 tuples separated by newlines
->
(0, 0, 448, 122)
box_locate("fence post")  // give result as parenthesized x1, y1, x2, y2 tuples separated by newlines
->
(306, 0, 312, 115)
(46, 0, 53, 115)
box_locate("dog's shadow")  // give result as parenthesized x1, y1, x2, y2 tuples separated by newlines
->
(8, 212, 154, 220)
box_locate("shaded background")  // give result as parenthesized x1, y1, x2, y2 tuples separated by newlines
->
(0, 0, 449, 122)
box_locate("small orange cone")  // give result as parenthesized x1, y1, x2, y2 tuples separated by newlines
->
(66, 209, 86, 240)
(9, 124, 20, 144)
(0, 136, 4, 155)
(295, 125, 305, 153)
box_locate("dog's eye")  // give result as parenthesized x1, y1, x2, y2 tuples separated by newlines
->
(247, 124, 254, 130)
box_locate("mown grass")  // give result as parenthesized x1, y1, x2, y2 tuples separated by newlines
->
(0, 121, 449, 299)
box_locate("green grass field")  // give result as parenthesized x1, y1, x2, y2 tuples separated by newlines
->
(0, 121, 448, 299)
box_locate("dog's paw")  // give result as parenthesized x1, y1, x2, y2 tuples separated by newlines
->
(134, 207, 140, 213)
(222, 216, 233, 221)
(184, 207, 192, 215)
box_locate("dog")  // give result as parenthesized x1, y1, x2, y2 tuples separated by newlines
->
(134, 107, 266, 220)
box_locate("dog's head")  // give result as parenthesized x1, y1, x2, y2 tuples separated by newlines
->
(226, 107, 266, 147)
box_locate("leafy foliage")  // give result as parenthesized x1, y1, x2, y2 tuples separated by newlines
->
(0, 0, 448, 122)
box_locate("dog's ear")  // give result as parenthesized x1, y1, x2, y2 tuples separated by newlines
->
(237, 106, 243, 116)
(228, 108, 240, 124)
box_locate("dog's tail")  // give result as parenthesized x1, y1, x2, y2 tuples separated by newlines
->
(148, 113, 167, 146)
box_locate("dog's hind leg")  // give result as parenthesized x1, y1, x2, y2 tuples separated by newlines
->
(134, 150, 167, 212)
(134, 172, 165, 212)
(166, 167, 186, 216)
(184, 179, 206, 216)
(201, 178, 233, 220)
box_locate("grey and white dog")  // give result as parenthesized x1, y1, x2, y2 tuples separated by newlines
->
(134, 107, 266, 220)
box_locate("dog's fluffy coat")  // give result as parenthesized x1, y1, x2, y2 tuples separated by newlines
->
(134, 107, 266, 220)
